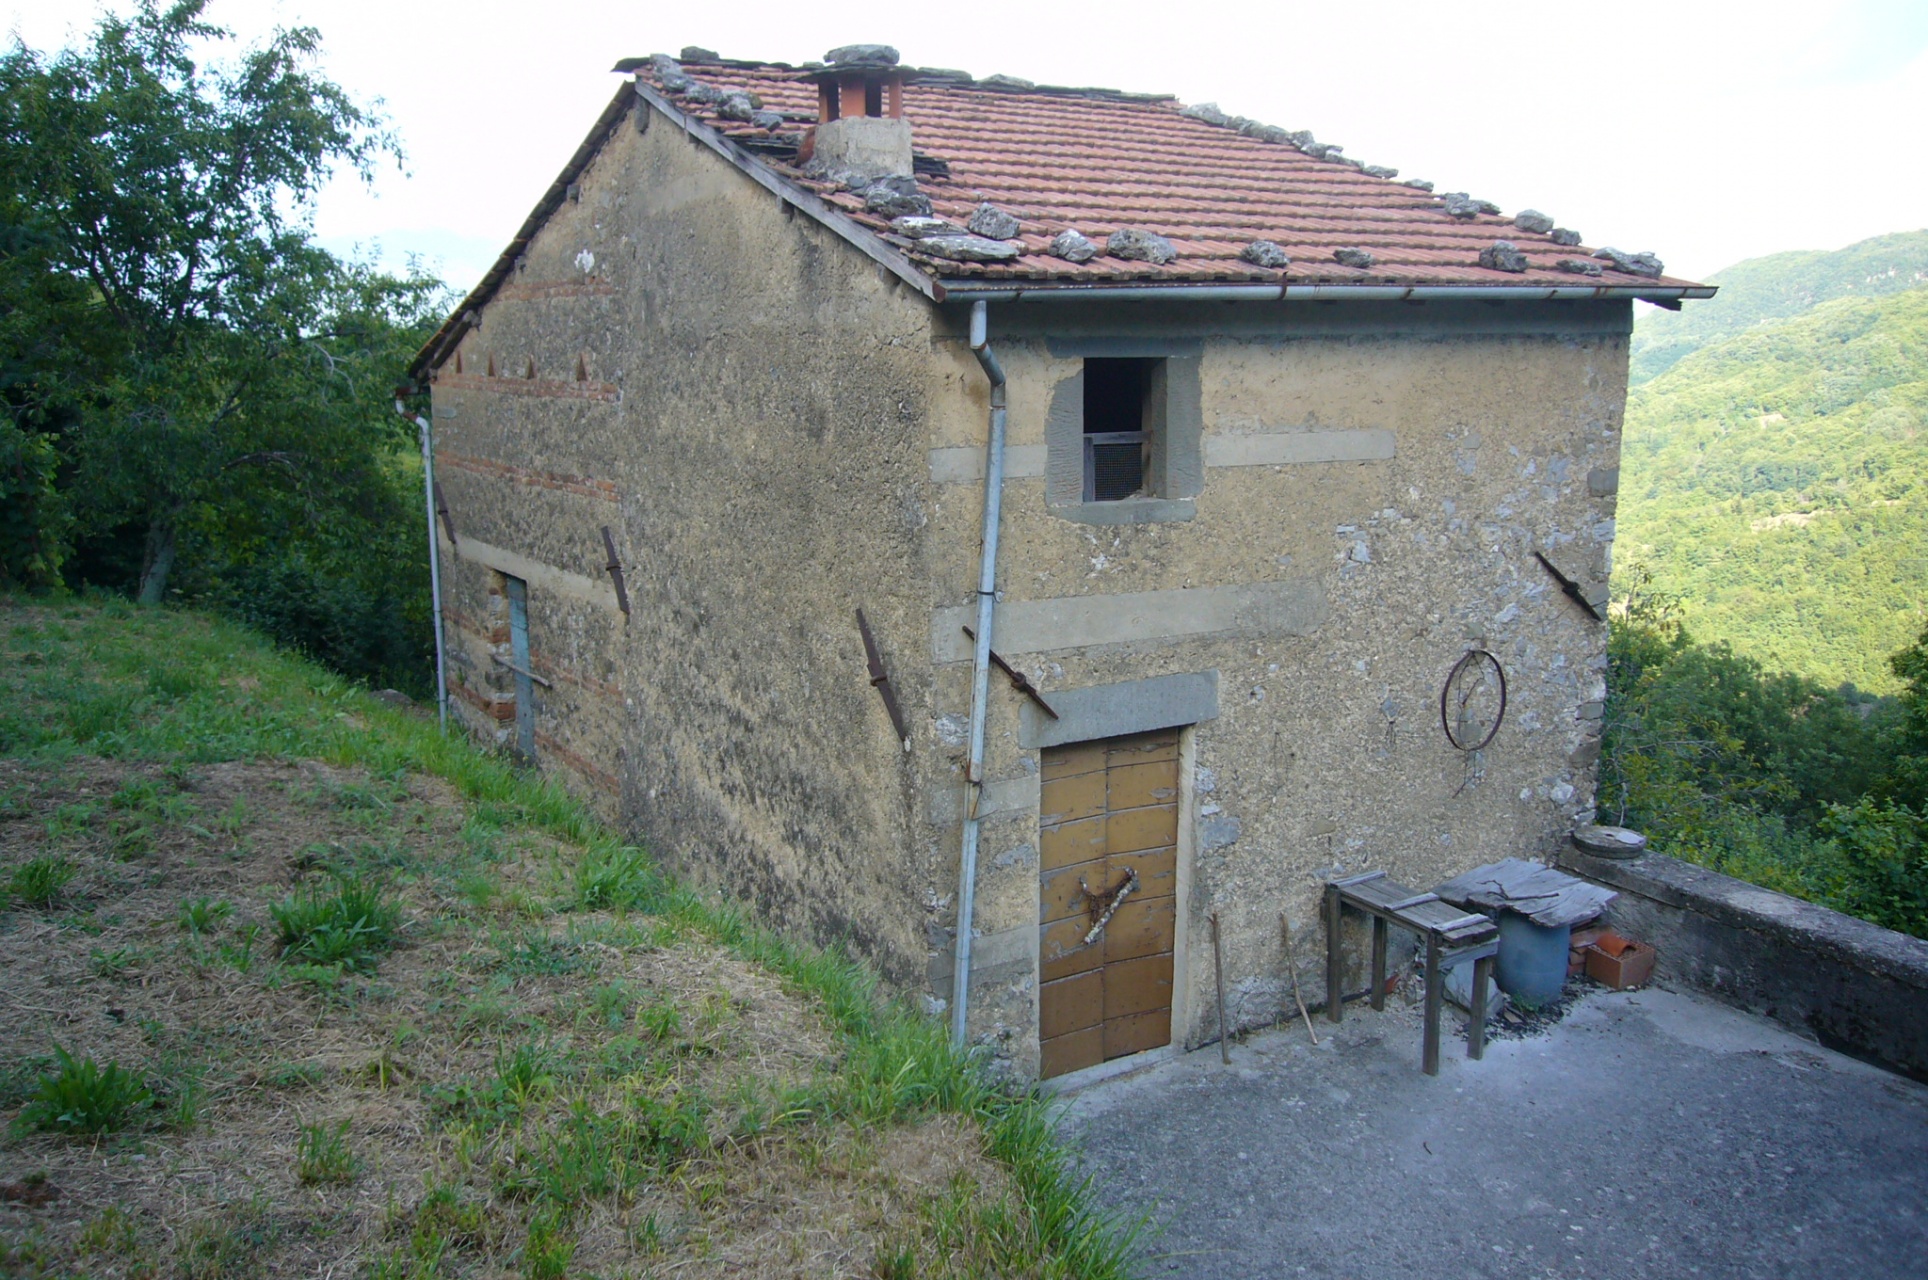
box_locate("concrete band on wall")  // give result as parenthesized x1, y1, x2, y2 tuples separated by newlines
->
(1561, 847, 1928, 1083)
(927, 427, 1397, 485)
(1018, 669, 1220, 749)
(929, 579, 1327, 664)
(442, 533, 623, 613)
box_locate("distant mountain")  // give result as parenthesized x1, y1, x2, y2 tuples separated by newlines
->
(1618, 283, 1928, 692)
(1629, 230, 1928, 386)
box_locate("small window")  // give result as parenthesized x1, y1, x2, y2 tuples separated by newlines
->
(1083, 358, 1155, 501)
(864, 79, 884, 118)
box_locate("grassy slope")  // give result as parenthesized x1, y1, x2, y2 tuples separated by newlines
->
(1629, 229, 1928, 386)
(1619, 285, 1928, 692)
(0, 597, 1136, 1280)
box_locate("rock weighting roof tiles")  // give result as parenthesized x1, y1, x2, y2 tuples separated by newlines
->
(408, 46, 1711, 377)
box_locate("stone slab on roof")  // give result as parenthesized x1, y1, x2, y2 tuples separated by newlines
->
(661, 53, 1705, 292)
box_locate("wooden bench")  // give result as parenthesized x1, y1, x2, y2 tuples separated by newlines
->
(1324, 871, 1500, 1075)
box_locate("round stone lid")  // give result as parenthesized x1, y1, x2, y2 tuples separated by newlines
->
(1572, 825, 1648, 858)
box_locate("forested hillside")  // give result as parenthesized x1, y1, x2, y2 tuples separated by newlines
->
(1629, 229, 1928, 385)
(1618, 264, 1928, 692)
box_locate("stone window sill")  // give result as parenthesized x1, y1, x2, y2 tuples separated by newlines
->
(1048, 498, 1196, 526)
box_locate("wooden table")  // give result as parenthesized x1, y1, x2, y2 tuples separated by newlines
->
(1324, 871, 1500, 1075)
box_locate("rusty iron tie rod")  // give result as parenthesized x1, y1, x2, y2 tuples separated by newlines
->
(600, 525, 629, 616)
(960, 625, 1058, 719)
(1533, 551, 1606, 622)
(491, 654, 552, 687)
(856, 608, 911, 750)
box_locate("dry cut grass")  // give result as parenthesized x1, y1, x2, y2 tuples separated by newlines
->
(0, 755, 1040, 1278)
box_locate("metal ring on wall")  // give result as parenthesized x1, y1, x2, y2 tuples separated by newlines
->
(1439, 648, 1507, 752)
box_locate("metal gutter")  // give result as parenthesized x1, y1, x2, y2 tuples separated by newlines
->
(952, 299, 1007, 1051)
(395, 400, 450, 734)
(937, 282, 1717, 304)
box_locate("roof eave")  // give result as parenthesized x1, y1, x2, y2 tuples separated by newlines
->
(406, 81, 639, 383)
(934, 282, 1719, 304)
(406, 77, 947, 384)
(627, 79, 942, 304)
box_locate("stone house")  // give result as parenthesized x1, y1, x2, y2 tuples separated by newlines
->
(405, 45, 1710, 1081)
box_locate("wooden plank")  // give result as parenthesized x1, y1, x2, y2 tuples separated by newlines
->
(1108, 845, 1177, 898)
(1468, 954, 1494, 1061)
(1040, 916, 1104, 983)
(1422, 933, 1443, 1076)
(1040, 860, 1104, 924)
(1102, 898, 1175, 964)
(1039, 969, 1103, 1040)
(1040, 816, 1106, 872)
(1039, 769, 1106, 826)
(1325, 885, 1345, 1024)
(1370, 916, 1388, 1012)
(1040, 1025, 1104, 1079)
(1105, 732, 1178, 766)
(1107, 759, 1179, 810)
(1103, 1009, 1172, 1059)
(1345, 876, 1422, 909)
(1330, 870, 1388, 889)
(1103, 954, 1174, 1020)
(1106, 803, 1178, 855)
(1041, 740, 1106, 782)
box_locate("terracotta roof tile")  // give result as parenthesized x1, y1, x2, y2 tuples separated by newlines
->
(659, 57, 1702, 292)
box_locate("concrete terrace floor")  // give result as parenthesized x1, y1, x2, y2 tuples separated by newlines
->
(1056, 987, 1928, 1280)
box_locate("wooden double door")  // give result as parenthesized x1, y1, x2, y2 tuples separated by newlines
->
(1037, 730, 1180, 1079)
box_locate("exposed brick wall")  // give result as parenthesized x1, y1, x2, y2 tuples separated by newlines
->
(435, 371, 618, 403)
(439, 450, 621, 503)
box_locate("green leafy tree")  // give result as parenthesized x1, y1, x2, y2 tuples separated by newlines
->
(0, 0, 436, 605)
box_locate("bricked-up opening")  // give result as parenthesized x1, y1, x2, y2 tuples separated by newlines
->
(1084, 358, 1157, 501)
(815, 71, 904, 122)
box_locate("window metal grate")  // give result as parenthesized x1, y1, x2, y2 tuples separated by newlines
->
(1087, 435, 1146, 501)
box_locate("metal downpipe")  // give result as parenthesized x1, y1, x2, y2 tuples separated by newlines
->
(397, 399, 451, 734)
(952, 299, 1007, 1050)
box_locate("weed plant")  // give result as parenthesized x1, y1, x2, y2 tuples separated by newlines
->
(10, 854, 76, 907)
(17, 1047, 152, 1135)
(177, 896, 234, 935)
(270, 875, 400, 972)
(295, 1120, 357, 1184)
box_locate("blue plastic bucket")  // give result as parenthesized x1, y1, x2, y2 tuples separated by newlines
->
(1495, 913, 1570, 1005)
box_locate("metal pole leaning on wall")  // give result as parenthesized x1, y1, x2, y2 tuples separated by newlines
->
(952, 299, 1008, 1051)
(396, 398, 450, 734)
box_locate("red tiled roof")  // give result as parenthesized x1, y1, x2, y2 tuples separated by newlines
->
(408, 53, 1708, 379)
(668, 57, 1704, 292)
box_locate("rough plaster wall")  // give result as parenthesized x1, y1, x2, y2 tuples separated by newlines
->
(923, 313, 1627, 1074)
(434, 100, 950, 981)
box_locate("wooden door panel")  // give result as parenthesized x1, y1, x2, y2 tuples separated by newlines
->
(1040, 862, 1102, 924)
(1103, 954, 1174, 1020)
(1102, 896, 1176, 964)
(1107, 733, 1177, 767)
(1109, 845, 1177, 898)
(1104, 1010, 1172, 1059)
(1108, 760, 1180, 810)
(1106, 804, 1178, 855)
(1041, 741, 1106, 781)
(1039, 815, 1106, 871)
(1040, 1026, 1104, 1079)
(1039, 969, 1103, 1040)
(1038, 732, 1182, 1080)
(1039, 769, 1107, 826)
(1040, 916, 1103, 983)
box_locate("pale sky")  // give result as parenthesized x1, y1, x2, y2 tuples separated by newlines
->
(8, 0, 1927, 293)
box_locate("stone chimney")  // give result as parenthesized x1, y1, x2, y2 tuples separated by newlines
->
(807, 44, 911, 180)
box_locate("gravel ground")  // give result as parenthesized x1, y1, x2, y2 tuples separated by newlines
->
(1057, 987, 1928, 1280)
